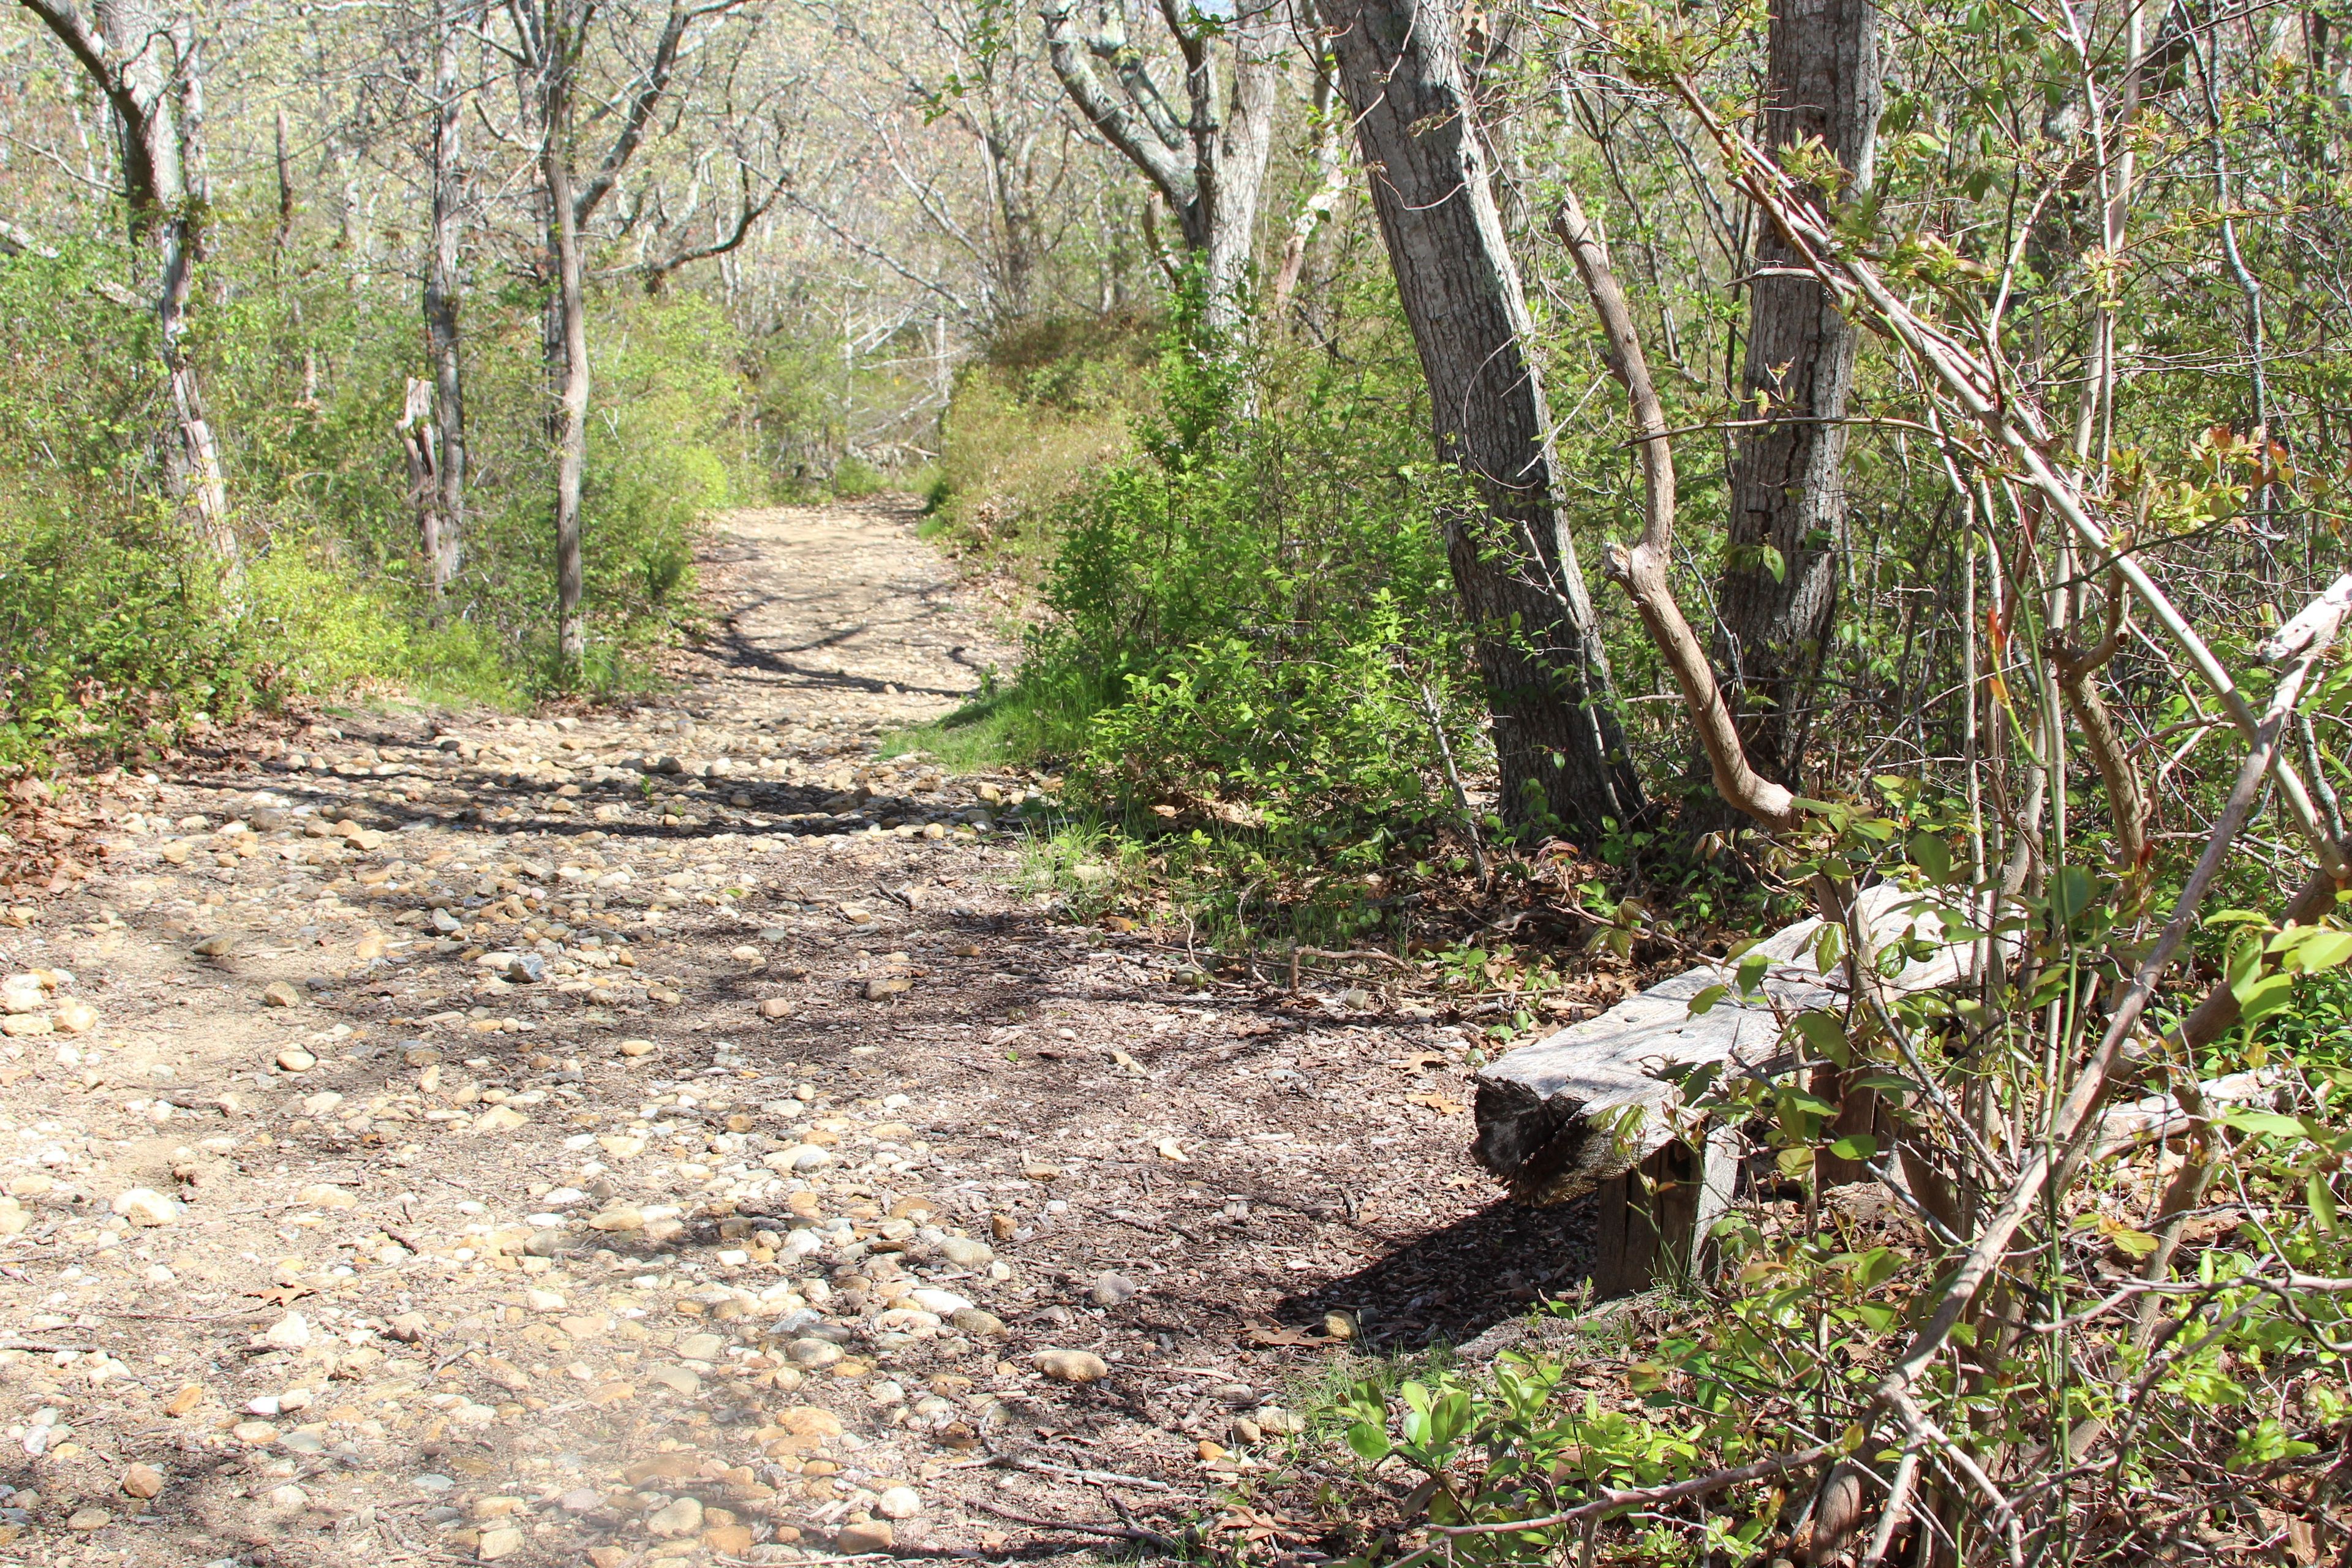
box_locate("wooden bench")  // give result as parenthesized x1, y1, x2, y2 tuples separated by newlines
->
(1471, 885, 1976, 1294)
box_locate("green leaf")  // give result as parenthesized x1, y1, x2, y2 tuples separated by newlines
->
(2290, 930, 2352, 973)
(1776, 1145, 1816, 1178)
(1909, 830, 1953, 883)
(1345, 1422, 1392, 1464)
(2233, 971, 2297, 1023)
(1795, 1011, 1851, 1067)
(1761, 544, 1787, 583)
(2106, 1224, 2160, 1259)
(1850, 1072, 1921, 1093)
(1687, 984, 1728, 1017)
(1828, 1133, 1878, 1163)
(2309, 1172, 2340, 1236)
(1735, 951, 1771, 995)
(2224, 1110, 2309, 1139)
(2050, 865, 2097, 929)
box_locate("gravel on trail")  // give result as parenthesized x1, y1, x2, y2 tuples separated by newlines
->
(0, 499, 1589, 1566)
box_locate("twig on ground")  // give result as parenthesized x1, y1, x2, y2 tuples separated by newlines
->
(967, 1496, 1180, 1550)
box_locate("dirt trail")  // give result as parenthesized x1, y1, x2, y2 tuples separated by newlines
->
(0, 499, 1585, 1568)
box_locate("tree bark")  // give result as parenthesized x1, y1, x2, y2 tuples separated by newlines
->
(23, 0, 235, 563)
(1710, 0, 1880, 795)
(421, 0, 469, 594)
(1317, 0, 1644, 839)
(1039, 0, 1281, 333)
(543, 77, 590, 671)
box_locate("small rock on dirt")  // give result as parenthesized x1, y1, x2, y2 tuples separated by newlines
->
(1035, 1349, 1108, 1383)
(112, 1188, 178, 1226)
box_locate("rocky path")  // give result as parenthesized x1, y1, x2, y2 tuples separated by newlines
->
(0, 499, 1586, 1568)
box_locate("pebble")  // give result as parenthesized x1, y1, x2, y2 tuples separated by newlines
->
(787, 1338, 843, 1368)
(477, 1524, 525, 1561)
(296, 1183, 356, 1210)
(936, 1236, 993, 1267)
(262, 1312, 312, 1350)
(646, 1495, 703, 1537)
(950, 1307, 1007, 1338)
(676, 1332, 726, 1362)
(617, 1038, 655, 1057)
(837, 1521, 895, 1552)
(908, 1287, 971, 1314)
(276, 1046, 316, 1073)
(866, 976, 913, 1000)
(262, 981, 301, 1008)
(1034, 1349, 1108, 1384)
(67, 1506, 111, 1532)
(112, 1188, 179, 1227)
(53, 998, 96, 1034)
(1090, 1270, 1139, 1306)
(758, 998, 793, 1019)
(589, 1206, 645, 1232)
(119, 1463, 165, 1499)
(876, 1485, 922, 1520)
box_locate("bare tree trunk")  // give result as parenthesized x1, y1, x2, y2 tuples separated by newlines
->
(1319, 0, 1644, 838)
(1709, 0, 1880, 795)
(398, 377, 447, 575)
(543, 102, 590, 672)
(1039, 0, 1281, 334)
(421, 0, 469, 594)
(26, 0, 236, 562)
(1269, 71, 1348, 318)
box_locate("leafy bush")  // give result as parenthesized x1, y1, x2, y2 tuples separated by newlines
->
(924, 311, 1155, 558)
(1025, 295, 1482, 844)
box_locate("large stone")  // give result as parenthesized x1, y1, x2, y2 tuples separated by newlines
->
(837, 1521, 895, 1552)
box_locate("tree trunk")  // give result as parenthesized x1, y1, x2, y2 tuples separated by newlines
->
(1317, 0, 1644, 839)
(421, 0, 469, 594)
(1038, 0, 1280, 334)
(1196, 0, 1279, 333)
(1710, 0, 1880, 795)
(398, 377, 446, 575)
(40, 0, 237, 561)
(541, 72, 589, 672)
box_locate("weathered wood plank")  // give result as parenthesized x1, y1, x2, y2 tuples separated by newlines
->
(1472, 884, 1972, 1205)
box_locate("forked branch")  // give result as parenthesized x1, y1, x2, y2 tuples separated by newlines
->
(1553, 188, 1798, 832)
